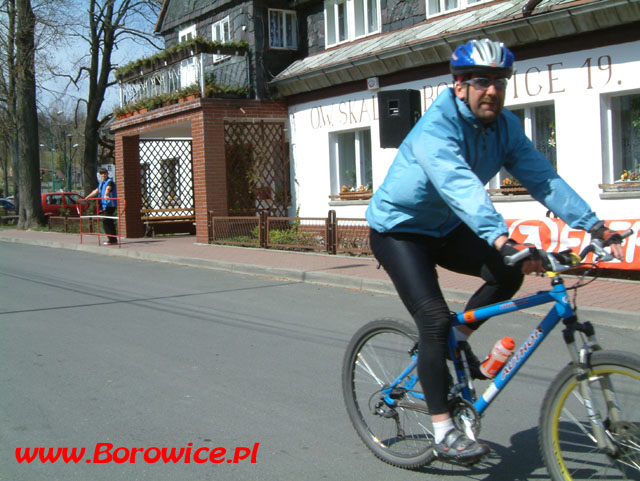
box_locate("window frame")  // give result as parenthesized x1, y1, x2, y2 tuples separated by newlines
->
(269, 8, 298, 50)
(601, 90, 640, 185)
(178, 25, 198, 88)
(329, 128, 373, 196)
(161, 157, 180, 207)
(489, 102, 557, 189)
(211, 16, 231, 63)
(178, 24, 196, 43)
(426, 0, 489, 19)
(324, 0, 380, 48)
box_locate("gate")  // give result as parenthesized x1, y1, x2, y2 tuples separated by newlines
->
(224, 121, 289, 217)
(139, 139, 194, 215)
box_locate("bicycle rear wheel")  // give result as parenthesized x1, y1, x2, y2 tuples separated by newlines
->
(540, 350, 640, 480)
(342, 319, 436, 469)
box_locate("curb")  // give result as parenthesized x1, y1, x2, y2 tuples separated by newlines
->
(2, 236, 638, 330)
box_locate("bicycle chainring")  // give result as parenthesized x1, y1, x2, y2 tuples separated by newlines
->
(449, 398, 481, 439)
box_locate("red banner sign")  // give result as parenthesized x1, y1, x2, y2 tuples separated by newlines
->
(505, 219, 640, 270)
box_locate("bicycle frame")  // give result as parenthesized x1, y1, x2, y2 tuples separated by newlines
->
(382, 274, 578, 417)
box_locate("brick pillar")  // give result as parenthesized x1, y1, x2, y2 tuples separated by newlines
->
(191, 108, 228, 243)
(115, 133, 143, 238)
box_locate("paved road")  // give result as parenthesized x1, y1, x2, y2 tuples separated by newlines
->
(1, 243, 639, 481)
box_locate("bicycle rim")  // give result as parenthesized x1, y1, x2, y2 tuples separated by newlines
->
(540, 351, 640, 480)
(342, 319, 436, 469)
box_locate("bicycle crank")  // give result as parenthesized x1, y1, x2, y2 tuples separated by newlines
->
(449, 398, 481, 440)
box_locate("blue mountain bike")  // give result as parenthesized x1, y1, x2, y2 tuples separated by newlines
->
(342, 232, 639, 480)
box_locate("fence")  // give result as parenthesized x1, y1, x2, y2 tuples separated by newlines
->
(48, 215, 87, 233)
(0, 215, 18, 226)
(208, 210, 372, 255)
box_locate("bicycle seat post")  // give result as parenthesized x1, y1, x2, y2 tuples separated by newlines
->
(449, 337, 476, 402)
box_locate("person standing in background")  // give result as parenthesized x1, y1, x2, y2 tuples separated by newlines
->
(85, 168, 118, 245)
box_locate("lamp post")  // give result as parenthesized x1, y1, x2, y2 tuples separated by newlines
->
(64, 134, 70, 191)
(64, 134, 79, 192)
(39, 144, 45, 184)
(48, 110, 63, 191)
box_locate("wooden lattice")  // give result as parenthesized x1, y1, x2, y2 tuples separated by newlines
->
(224, 121, 289, 216)
(139, 140, 194, 215)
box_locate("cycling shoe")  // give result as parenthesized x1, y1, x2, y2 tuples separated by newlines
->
(433, 427, 489, 464)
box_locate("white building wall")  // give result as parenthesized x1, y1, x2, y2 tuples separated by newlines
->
(288, 40, 640, 221)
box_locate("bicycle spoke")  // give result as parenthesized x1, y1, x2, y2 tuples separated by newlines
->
(355, 351, 386, 387)
(541, 352, 640, 480)
(562, 398, 599, 444)
(343, 320, 436, 469)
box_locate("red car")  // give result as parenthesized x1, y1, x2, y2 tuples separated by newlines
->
(41, 192, 89, 216)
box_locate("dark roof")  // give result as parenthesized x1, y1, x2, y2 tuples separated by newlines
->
(155, 0, 230, 34)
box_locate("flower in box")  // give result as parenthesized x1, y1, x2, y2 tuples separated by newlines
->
(501, 177, 521, 187)
(620, 170, 639, 181)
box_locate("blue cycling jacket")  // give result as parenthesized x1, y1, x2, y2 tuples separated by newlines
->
(366, 88, 599, 246)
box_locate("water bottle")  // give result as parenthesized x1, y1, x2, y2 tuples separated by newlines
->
(480, 337, 515, 379)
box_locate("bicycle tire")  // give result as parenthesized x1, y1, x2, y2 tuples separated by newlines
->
(342, 319, 437, 469)
(539, 350, 640, 480)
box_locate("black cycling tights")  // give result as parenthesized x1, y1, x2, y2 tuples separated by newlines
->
(370, 225, 523, 415)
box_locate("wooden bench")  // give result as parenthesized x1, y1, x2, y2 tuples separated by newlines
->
(140, 208, 195, 237)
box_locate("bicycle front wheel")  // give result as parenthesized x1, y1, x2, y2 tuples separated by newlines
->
(540, 350, 640, 480)
(342, 319, 436, 469)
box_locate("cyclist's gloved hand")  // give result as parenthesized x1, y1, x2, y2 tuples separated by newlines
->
(589, 220, 624, 261)
(588, 221, 623, 246)
(499, 238, 538, 259)
(499, 239, 542, 274)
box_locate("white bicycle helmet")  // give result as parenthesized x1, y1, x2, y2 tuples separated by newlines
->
(450, 39, 514, 79)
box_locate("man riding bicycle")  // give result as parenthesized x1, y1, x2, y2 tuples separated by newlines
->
(366, 38, 624, 464)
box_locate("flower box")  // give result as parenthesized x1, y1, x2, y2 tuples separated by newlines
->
(599, 181, 640, 192)
(178, 93, 199, 103)
(500, 185, 528, 195)
(488, 186, 529, 195)
(330, 192, 372, 201)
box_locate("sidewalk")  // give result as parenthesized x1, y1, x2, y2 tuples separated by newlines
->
(1, 229, 638, 329)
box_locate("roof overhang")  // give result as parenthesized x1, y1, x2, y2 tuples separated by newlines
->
(270, 0, 640, 97)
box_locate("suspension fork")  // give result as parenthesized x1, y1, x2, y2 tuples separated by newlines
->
(563, 319, 618, 454)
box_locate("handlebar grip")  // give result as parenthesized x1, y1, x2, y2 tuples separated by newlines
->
(619, 229, 634, 240)
(579, 229, 634, 259)
(503, 248, 532, 266)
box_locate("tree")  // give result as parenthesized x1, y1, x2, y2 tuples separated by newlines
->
(1, 0, 72, 211)
(0, 0, 19, 207)
(15, 0, 43, 228)
(67, 0, 161, 195)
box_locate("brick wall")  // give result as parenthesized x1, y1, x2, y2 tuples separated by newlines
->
(112, 97, 288, 243)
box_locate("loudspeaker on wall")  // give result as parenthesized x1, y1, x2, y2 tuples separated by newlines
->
(378, 89, 422, 149)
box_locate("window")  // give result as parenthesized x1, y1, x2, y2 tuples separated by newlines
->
(329, 129, 373, 195)
(47, 194, 62, 205)
(65, 194, 81, 204)
(269, 9, 297, 49)
(604, 93, 640, 183)
(141, 163, 149, 205)
(161, 158, 179, 207)
(427, 0, 485, 18)
(178, 25, 198, 88)
(490, 103, 556, 188)
(212, 17, 231, 63)
(325, 0, 379, 47)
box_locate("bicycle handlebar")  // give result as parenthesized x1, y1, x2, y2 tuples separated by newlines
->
(504, 229, 633, 272)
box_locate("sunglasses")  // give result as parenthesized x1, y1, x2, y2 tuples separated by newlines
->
(462, 77, 508, 91)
